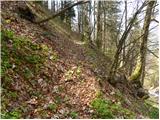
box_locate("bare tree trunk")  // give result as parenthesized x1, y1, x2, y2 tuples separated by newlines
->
(140, 1, 155, 86)
(78, 5, 81, 33)
(93, 1, 96, 42)
(102, 1, 106, 53)
(51, 1, 55, 12)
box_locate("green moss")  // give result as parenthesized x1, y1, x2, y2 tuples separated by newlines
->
(129, 56, 142, 81)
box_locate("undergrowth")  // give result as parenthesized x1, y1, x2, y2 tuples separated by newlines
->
(90, 93, 135, 119)
(1, 29, 59, 119)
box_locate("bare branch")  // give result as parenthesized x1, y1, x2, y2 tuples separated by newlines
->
(123, 25, 159, 49)
(147, 48, 159, 58)
(151, 18, 159, 23)
(36, 1, 89, 24)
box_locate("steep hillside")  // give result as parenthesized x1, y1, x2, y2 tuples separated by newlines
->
(1, 1, 158, 119)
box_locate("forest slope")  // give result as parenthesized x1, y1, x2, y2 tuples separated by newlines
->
(1, 1, 158, 119)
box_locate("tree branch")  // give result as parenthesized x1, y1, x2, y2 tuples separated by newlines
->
(147, 48, 159, 58)
(151, 18, 159, 23)
(36, 1, 89, 24)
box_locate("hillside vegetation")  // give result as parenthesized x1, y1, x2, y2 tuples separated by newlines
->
(1, 1, 159, 119)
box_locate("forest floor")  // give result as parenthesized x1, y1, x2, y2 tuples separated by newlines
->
(1, 1, 159, 119)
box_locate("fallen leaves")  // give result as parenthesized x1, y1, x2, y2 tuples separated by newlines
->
(26, 98, 38, 105)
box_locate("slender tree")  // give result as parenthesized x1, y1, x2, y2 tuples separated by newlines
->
(129, 1, 155, 87)
(108, 1, 147, 84)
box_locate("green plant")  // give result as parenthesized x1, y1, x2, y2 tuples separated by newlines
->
(76, 66, 81, 75)
(1, 29, 14, 40)
(41, 44, 49, 51)
(95, 90, 103, 98)
(30, 44, 41, 51)
(1, 109, 22, 119)
(58, 86, 64, 92)
(2, 76, 13, 87)
(55, 96, 63, 104)
(149, 107, 159, 119)
(65, 69, 74, 80)
(70, 111, 78, 118)
(1, 42, 11, 76)
(23, 67, 33, 79)
(31, 91, 42, 97)
(91, 98, 114, 118)
(48, 103, 57, 112)
(25, 54, 43, 64)
(120, 107, 135, 118)
(49, 53, 59, 61)
(91, 98, 135, 119)
(7, 91, 18, 99)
